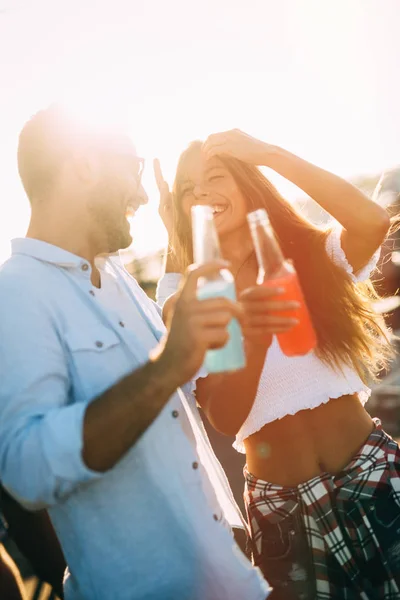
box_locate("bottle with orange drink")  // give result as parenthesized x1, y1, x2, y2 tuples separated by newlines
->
(247, 208, 317, 356)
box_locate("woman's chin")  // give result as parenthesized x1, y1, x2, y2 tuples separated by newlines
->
(216, 219, 247, 239)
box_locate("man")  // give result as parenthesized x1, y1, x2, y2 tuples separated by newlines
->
(0, 105, 270, 600)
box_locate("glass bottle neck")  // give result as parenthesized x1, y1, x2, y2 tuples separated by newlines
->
(192, 205, 225, 283)
(248, 214, 287, 283)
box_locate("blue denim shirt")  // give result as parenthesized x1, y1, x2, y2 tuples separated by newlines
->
(0, 239, 269, 600)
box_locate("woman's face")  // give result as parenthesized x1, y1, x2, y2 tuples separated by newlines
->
(177, 148, 248, 238)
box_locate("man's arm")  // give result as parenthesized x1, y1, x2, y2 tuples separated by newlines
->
(82, 356, 182, 471)
(0, 262, 238, 507)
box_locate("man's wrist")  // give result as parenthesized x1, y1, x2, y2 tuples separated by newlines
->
(150, 343, 184, 395)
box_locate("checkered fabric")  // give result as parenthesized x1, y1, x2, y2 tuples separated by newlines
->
(244, 420, 400, 599)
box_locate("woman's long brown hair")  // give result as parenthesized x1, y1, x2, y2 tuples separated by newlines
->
(171, 141, 395, 383)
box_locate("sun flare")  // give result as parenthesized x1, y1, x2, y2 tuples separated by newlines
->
(0, 0, 399, 266)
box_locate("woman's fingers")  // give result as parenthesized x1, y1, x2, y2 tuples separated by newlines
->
(202, 133, 228, 155)
(242, 300, 300, 313)
(240, 286, 285, 300)
(202, 129, 270, 165)
(153, 158, 167, 192)
(243, 314, 299, 327)
(154, 158, 174, 233)
(242, 324, 294, 338)
(240, 285, 300, 317)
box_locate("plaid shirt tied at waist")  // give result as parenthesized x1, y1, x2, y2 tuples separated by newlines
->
(245, 420, 400, 599)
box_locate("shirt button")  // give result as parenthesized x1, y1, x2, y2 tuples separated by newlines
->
(289, 529, 296, 536)
(192, 462, 199, 470)
(89, 290, 95, 296)
(213, 514, 219, 521)
(95, 341, 104, 348)
(172, 410, 179, 418)
(81, 263, 89, 272)
(119, 321, 125, 328)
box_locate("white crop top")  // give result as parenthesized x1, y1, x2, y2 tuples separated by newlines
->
(156, 226, 381, 453)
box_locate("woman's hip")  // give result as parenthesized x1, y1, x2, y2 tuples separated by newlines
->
(244, 423, 400, 598)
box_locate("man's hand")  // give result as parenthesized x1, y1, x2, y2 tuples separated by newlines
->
(158, 262, 242, 385)
(240, 285, 299, 347)
(83, 262, 240, 472)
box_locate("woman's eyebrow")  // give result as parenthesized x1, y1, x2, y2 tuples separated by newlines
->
(180, 166, 223, 187)
(204, 165, 224, 176)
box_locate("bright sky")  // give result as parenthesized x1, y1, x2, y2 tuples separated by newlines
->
(0, 0, 399, 264)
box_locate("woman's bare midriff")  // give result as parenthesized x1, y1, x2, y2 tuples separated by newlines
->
(244, 394, 374, 487)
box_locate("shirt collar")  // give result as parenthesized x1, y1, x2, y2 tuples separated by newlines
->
(12, 238, 89, 269)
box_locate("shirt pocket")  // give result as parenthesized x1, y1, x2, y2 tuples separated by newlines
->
(65, 326, 130, 401)
(260, 519, 294, 561)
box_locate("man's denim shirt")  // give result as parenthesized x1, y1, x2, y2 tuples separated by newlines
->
(0, 239, 269, 600)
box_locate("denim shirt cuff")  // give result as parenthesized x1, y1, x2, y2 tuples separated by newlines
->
(42, 402, 104, 486)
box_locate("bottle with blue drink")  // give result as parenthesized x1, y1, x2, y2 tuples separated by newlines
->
(191, 205, 246, 374)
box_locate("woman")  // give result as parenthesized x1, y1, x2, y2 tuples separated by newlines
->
(155, 129, 400, 599)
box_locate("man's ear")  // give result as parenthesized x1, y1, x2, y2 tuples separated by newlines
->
(71, 151, 100, 186)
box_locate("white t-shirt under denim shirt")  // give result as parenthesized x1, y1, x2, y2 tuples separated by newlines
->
(0, 239, 270, 600)
(156, 226, 381, 453)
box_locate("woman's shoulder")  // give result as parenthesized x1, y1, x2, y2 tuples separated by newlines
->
(324, 223, 381, 283)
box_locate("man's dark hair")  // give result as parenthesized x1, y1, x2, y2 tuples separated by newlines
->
(17, 104, 86, 203)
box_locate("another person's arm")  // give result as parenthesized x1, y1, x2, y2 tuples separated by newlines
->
(203, 130, 391, 273)
(195, 286, 299, 435)
(0, 262, 238, 508)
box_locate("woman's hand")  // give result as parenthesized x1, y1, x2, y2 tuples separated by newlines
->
(202, 129, 275, 166)
(154, 158, 184, 273)
(163, 284, 299, 346)
(239, 285, 299, 347)
(154, 158, 174, 237)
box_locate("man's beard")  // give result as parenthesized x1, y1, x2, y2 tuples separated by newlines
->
(107, 223, 132, 253)
(88, 191, 132, 254)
